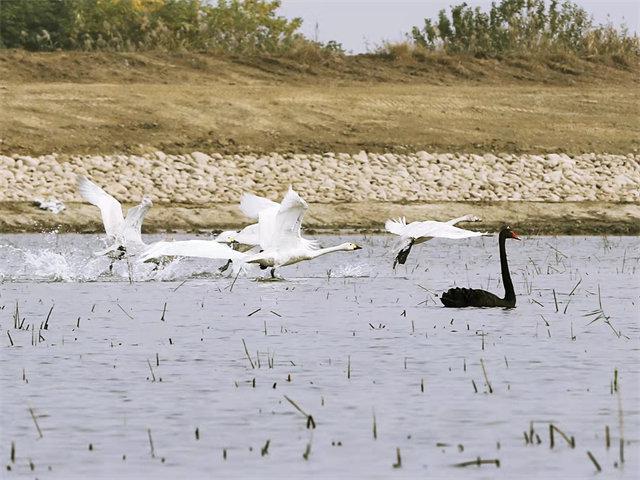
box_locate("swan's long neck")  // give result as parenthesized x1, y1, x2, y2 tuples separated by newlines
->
(499, 235, 515, 302)
(309, 244, 350, 259)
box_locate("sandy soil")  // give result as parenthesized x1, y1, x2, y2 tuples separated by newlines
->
(1, 51, 638, 156)
(2, 201, 638, 235)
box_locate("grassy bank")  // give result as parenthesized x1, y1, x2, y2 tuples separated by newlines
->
(1, 49, 638, 156)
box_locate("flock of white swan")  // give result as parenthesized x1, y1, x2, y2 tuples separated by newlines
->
(78, 175, 521, 308)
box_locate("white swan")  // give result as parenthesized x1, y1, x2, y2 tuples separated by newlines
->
(385, 215, 487, 268)
(140, 239, 245, 262)
(212, 193, 279, 271)
(78, 175, 152, 266)
(243, 187, 361, 277)
(140, 187, 362, 277)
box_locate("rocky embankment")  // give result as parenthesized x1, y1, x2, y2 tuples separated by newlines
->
(1, 152, 638, 203)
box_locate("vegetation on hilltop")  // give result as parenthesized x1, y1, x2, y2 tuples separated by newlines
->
(382, 0, 639, 67)
(1, 0, 637, 67)
(0, 0, 342, 58)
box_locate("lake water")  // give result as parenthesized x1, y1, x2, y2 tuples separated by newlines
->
(1, 233, 638, 479)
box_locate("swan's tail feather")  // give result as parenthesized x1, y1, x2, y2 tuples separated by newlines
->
(385, 217, 407, 236)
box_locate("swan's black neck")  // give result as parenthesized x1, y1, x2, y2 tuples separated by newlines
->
(499, 234, 515, 303)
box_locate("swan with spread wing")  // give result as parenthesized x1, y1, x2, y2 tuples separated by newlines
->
(385, 214, 487, 268)
(78, 175, 152, 270)
(140, 187, 361, 277)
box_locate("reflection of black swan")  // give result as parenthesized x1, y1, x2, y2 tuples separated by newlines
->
(441, 226, 520, 308)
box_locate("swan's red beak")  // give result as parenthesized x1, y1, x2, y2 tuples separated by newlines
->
(511, 231, 521, 240)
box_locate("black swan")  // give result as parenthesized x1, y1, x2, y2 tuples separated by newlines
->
(440, 226, 520, 308)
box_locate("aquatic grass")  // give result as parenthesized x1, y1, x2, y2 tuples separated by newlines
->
(43, 305, 53, 330)
(147, 429, 155, 458)
(549, 424, 575, 449)
(372, 411, 377, 440)
(302, 443, 311, 460)
(392, 448, 402, 468)
(480, 358, 493, 393)
(284, 395, 315, 429)
(116, 303, 133, 320)
(241, 339, 256, 369)
(28, 407, 43, 439)
(261, 439, 270, 456)
(147, 359, 156, 382)
(584, 286, 626, 338)
(454, 457, 500, 468)
(586, 451, 601, 472)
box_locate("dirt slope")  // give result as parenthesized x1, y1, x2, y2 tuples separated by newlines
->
(1, 50, 638, 156)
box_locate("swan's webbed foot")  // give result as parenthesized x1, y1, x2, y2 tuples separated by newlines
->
(114, 245, 127, 260)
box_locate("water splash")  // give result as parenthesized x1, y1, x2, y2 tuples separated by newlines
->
(331, 263, 373, 278)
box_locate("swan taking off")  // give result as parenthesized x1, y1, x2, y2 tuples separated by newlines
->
(78, 175, 152, 264)
(385, 215, 487, 268)
(140, 187, 362, 278)
(212, 193, 281, 271)
(215, 192, 282, 248)
(244, 187, 361, 277)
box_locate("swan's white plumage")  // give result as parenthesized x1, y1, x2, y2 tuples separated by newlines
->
(386, 217, 486, 241)
(78, 176, 124, 239)
(121, 198, 152, 245)
(234, 223, 260, 246)
(140, 240, 245, 263)
(215, 230, 238, 243)
(258, 187, 317, 251)
(138, 188, 358, 274)
(385, 217, 408, 236)
(240, 193, 279, 219)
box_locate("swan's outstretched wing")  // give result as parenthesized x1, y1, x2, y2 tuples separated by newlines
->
(445, 214, 482, 226)
(240, 193, 279, 219)
(121, 199, 152, 245)
(403, 221, 487, 240)
(139, 240, 245, 263)
(235, 223, 261, 246)
(78, 176, 124, 239)
(260, 187, 310, 250)
(385, 217, 408, 236)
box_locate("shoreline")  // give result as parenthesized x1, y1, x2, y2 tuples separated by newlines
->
(2, 201, 638, 235)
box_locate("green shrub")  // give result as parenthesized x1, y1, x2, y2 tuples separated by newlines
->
(408, 0, 639, 64)
(0, 0, 338, 56)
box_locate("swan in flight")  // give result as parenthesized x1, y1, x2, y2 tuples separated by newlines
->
(385, 214, 487, 268)
(244, 187, 361, 277)
(78, 175, 152, 268)
(213, 192, 279, 271)
(215, 191, 283, 248)
(140, 188, 362, 277)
